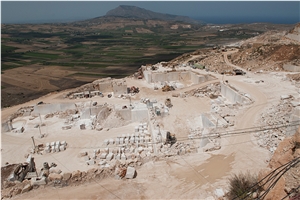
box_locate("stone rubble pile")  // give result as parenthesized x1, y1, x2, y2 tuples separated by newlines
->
(255, 95, 295, 153)
(184, 83, 221, 98)
(1, 166, 115, 199)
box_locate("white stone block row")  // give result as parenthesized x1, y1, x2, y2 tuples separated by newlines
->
(45, 141, 66, 153)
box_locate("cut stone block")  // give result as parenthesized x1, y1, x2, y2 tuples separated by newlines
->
(55, 145, 60, 152)
(121, 153, 127, 160)
(86, 160, 95, 165)
(291, 101, 300, 107)
(109, 139, 114, 145)
(115, 138, 120, 145)
(59, 145, 65, 151)
(130, 137, 135, 143)
(104, 139, 109, 145)
(135, 136, 140, 143)
(106, 153, 114, 161)
(31, 177, 47, 186)
(115, 154, 121, 160)
(45, 146, 51, 153)
(125, 138, 129, 144)
(280, 95, 292, 100)
(83, 156, 90, 161)
(145, 136, 150, 142)
(125, 166, 136, 179)
(99, 160, 106, 165)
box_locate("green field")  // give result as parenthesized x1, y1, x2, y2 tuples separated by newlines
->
(1, 22, 261, 75)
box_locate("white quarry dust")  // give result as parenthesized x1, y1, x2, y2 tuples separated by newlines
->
(2, 56, 299, 199)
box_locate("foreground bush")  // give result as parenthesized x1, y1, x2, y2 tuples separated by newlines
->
(227, 172, 261, 200)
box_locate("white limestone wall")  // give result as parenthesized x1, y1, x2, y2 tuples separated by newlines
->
(179, 71, 191, 81)
(286, 107, 300, 136)
(31, 103, 76, 115)
(113, 84, 127, 96)
(143, 70, 214, 84)
(131, 108, 148, 122)
(199, 128, 210, 148)
(2, 121, 13, 132)
(99, 82, 112, 93)
(143, 71, 151, 83)
(117, 109, 132, 121)
(221, 83, 248, 104)
(81, 107, 104, 119)
(191, 73, 214, 84)
(201, 113, 215, 128)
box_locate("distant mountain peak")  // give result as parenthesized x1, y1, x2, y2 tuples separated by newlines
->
(105, 5, 201, 24)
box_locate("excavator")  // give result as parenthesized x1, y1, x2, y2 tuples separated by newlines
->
(165, 131, 177, 145)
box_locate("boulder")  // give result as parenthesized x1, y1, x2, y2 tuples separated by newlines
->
(71, 170, 82, 181)
(78, 152, 88, 157)
(280, 95, 292, 100)
(87, 168, 98, 174)
(12, 187, 22, 196)
(21, 184, 32, 194)
(48, 173, 63, 181)
(214, 188, 225, 198)
(3, 180, 16, 189)
(62, 172, 72, 181)
(31, 177, 47, 186)
(49, 168, 62, 174)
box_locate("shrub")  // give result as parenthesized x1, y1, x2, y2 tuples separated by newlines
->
(227, 172, 261, 200)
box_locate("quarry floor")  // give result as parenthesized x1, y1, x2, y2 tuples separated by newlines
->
(2, 67, 300, 199)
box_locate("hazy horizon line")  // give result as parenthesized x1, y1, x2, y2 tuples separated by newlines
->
(2, 15, 299, 25)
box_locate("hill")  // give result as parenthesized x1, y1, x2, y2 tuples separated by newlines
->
(105, 5, 201, 24)
(229, 23, 300, 72)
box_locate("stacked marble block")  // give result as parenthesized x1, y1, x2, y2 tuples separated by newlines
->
(103, 123, 151, 147)
(97, 145, 154, 168)
(44, 141, 67, 153)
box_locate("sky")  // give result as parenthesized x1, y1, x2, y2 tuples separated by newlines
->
(1, 1, 299, 24)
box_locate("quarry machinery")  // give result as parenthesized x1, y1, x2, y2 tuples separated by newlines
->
(165, 98, 173, 108)
(165, 131, 177, 145)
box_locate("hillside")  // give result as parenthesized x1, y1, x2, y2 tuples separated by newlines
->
(229, 23, 300, 72)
